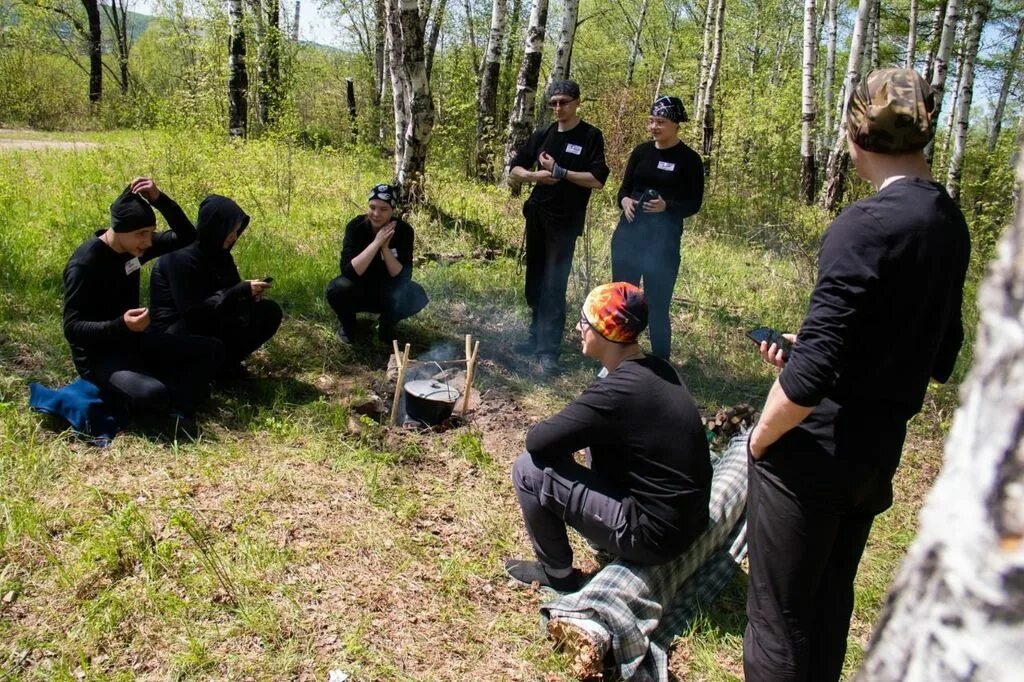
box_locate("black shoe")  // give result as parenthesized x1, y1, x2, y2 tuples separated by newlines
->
(216, 362, 249, 386)
(537, 354, 560, 376)
(504, 558, 582, 593)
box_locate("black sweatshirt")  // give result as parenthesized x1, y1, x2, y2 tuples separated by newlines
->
(62, 193, 195, 371)
(149, 195, 252, 332)
(340, 215, 415, 286)
(526, 355, 712, 554)
(510, 120, 610, 219)
(780, 178, 970, 433)
(617, 140, 704, 226)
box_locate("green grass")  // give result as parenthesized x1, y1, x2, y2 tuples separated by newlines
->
(0, 129, 969, 679)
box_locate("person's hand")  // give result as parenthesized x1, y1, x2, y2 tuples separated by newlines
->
(129, 177, 161, 202)
(748, 434, 766, 460)
(249, 280, 272, 300)
(123, 307, 150, 332)
(537, 151, 555, 171)
(642, 195, 667, 213)
(533, 169, 560, 185)
(759, 333, 796, 369)
(621, 197, 638, 222)
(374, 221, 397, 249)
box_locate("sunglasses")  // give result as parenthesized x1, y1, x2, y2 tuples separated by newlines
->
(549, 97, 578, 109)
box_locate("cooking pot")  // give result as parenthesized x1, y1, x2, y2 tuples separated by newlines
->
(403, 379, 461, 425)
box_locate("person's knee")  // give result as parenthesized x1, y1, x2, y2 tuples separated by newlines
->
(256, 298, 283, 334)
(326, 276, 356, 307)
(511, 450, 543, 494)
(111, 371, 170, 414)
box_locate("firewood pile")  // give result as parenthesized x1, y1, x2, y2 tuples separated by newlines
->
(702, 403, 759, 446)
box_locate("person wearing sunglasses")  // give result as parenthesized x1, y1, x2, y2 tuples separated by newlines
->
(508, 80, 610, 376)
(613, 95, 704, 360)
(504, 282, 711, 592)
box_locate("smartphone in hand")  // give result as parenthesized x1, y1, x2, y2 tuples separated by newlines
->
(261, 276, 274, 284)
(746, 326, 792, 356)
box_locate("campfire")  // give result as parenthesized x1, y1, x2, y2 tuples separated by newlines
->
(385, 335, 481, 429)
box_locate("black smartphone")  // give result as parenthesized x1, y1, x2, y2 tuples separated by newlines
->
(746, 326, 792, 355)
(261, 276, 274, 284)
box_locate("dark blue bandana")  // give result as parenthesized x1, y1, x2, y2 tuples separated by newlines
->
(368, 183, 398, 207)
(650, 95, 687, 123)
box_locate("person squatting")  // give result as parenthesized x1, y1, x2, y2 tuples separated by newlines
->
(54, 69, 968, 681)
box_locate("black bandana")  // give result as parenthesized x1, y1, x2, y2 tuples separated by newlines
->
(109, 185, 156, 233)
(547, 80, 581, 101)
(650, 95, 687, 123)
(368, 183, 398, 207)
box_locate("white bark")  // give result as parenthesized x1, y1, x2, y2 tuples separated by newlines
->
(475, 0, 507, 178)
(801, 0, 817, 205)
(228, 0, 248, 138)
(926, 0, 960, 163)
(292, 0, 300, 41)
(625, 0, 650, 86)
(695, 0, 716, 116)
(700, 0, 726, 159)
(503, 0, 549, 180)
(947, 0, 990, 203)
(547, 0, 580, 86)
(854, 133, 1024, 682)
(823, 0, 837, 138)
(986, 16, 1024, 153)
(906, 0, 918, 68)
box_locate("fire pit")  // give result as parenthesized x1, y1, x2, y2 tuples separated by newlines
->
(388, 335, 481, 428)
(404, 380, 461, 426)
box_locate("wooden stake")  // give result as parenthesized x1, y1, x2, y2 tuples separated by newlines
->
(390, 341, 411, 426)
(460, 336, 480, 416)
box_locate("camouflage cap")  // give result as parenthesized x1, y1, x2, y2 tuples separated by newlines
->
(846, 68, 936, 154)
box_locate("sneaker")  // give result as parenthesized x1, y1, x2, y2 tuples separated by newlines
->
(335, 327, 352, 345)
(537, 353, 560, 376)
(504, 558, 582, 593)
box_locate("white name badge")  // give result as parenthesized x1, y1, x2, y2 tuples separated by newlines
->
(657, 161, 676, 171)
(565, 143, 583, 155)
(124, 257, 141, 275)
(390, 248, 399, 258)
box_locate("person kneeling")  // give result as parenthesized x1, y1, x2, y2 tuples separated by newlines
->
(325, 184, 428, 345)
(505, 282, 712, 592)
(149, 195, 282, 382)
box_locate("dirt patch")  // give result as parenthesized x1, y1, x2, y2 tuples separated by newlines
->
(0, 129, 98, 151)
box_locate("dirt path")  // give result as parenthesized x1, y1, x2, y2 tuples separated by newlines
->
(0, 128, 98, 151)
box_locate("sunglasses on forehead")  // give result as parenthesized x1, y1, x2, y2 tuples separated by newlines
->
(549, 97, 578, 108)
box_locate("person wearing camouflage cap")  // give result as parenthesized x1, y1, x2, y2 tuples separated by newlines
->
(508, 80, 610, 376)
(742, 68, 971, 682)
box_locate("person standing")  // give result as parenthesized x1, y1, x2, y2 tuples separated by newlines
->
(509, 80, 610, 375)
(504, 282, 711, 592)
(325, 184, 428, 345)
(743, 69, 971, 682)
(62, 178, 223, 424)
(149, 195, 282, 381)
(613, 95, 704, 360)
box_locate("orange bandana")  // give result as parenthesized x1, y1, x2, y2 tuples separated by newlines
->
(582, 282, 648, 344)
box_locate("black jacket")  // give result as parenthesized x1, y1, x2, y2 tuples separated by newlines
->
(149, 195, 252, 332)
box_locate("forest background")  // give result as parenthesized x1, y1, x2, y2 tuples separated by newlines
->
(1, 0, 1023, 679)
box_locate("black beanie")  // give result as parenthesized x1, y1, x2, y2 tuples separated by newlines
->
(109, 185, 156, 233)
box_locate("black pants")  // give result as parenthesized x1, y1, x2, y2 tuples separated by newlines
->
(524, 201, 583, 358)
(611, 216, 682, 359)
(743, 419, 905, 682)
(80, 332, 223, 417)
(325, 275, 429, 334)
(168, 298, 282, 367)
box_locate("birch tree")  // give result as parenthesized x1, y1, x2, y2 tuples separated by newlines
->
(82, 0, 101, 105)
(906, 0, 918, 68)
(823, 0, 838, 145)
(926, 0, 960, 164)
(292, 0, 300, 40)
(985, 15, 1024, 155)
(822, 0, 873, 211)
(694, 0, 715, 118)
(547, 0, 580, 87)
(385, 0, 436, 201)
(947, 0, 991, 203)
(503, 0, 549, 181)
(625, 0, 649, 85)
(853, 134, 1024, 682)
(475, 0, 507, 179)
(700, 0, 726, 166)
(101, 0, 131, 95)
(254, 0, 281, 128)
(228, 0, 248, 138)
(801, 0, 817, 205)
(923, 0, 947, 82)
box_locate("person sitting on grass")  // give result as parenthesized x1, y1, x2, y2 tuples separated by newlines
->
(504, 282, 712, 592)
(62, 178, 223, 428)
(148, 195, 282, 382)
(325, 183, 428, 345)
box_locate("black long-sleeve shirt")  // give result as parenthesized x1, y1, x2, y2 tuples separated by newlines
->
(62, 193, 195, 371)
(780, 178, 970, 427)
(340, 216, 415, 286)
(617, 140, 704, 226)
(526, 355, 712, 554)
(510, 120, 610, 219)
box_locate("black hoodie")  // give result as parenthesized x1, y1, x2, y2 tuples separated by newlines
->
(149, 195, 252, 332)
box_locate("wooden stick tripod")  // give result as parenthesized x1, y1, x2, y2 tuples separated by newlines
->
(388, 335, 480, 426)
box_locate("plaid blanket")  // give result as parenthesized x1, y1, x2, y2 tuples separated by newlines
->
(540, 430, 749, 681)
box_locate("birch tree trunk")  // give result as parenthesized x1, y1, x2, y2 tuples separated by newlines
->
(985, 16, 1024, 154)
(292, 0, 300, 41)
(655, 10, 677, 97)
(868, 0, 880, 70)
(853, 134, 1024, 682)
(425, 0, 447, 80)
(823, 0, 837, 138)
(800, 0, 817, 205)
(475, 0, 507, 179)
(625, 0, 649, 86)
(946, 0, 990, 203)
(700, 0, 726, 165)
(256, 0, 281, 128)
(503, 0, 550, 183)
(385, 0, 436, 202)
(906, 0, 918, 68)
(463, 0, 480, 73)
(374, 0, 386, 107)
(81, 0, 101, 106)
(500, 0, 523, 122)
(547, 0, 580, 87)
(822, 0, 872, 211)
(925, 0, 960, 164)
(228, 0, 248, 138)
(923, 0, 947, 86)
(695, 0, 715, 119)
